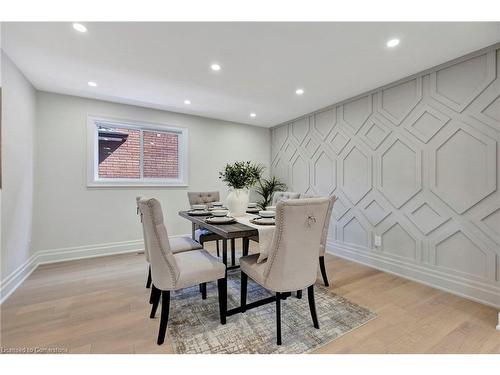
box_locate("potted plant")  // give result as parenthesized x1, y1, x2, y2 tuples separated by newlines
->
(255, 176, 287, 210)
(219, 161, 263, 216)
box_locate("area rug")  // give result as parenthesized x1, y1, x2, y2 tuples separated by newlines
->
(167, 270, 376, 354)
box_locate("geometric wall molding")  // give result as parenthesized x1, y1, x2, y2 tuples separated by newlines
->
(468, 76, 500, 133)
(341, 94, 373, 134)
(377, 137, 422, 209)
(312, 148, 336, 195)
(327, 127, 351, 155)
(430, 226, 496, 281)
(292, 117, 310, 144)
(359, 192, 391, 226)
(331, 192, 351, 221)
(379, 221, 418, 261)
(379, 77, 423, 125)
(314, 108, 336, 139)
(403, 104, 450, 143)
(358, 116, 391, 150)
(429, 120, 497, 214)
(272, 45, 500, 306)
(340, 210, 371, 249)
(473, 203, 500, 246)
(430, 51, 496, 113)
(404, 195, 451, 235)
(290, 152, 310, 193)
(340, 143, 372, 205)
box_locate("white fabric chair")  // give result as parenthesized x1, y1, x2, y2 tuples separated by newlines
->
(239, 196, 334, 345)
(271, 191, 301, 205)
(298, 193, 334, 287)
(136, 197, 203, 290)
(138, 197, 226, 345)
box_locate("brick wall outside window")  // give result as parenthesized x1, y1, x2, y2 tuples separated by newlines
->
(98, 128, 140, 178)
(143, 131, 179, 178)
(97, 127, 179, 179)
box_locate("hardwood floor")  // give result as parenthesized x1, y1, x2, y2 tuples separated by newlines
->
(1, 241, 499, 354)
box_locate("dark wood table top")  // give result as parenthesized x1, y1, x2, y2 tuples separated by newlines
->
(179, 211, 258, 239)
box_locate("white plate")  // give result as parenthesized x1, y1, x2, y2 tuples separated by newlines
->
(266, 205, 276, 211)
(192, 204, 207, 210)
(259, 210, 276, 218)
(247, 202, 258, 208)
(251, 217, 276, 226)
(205, 216, 236, 224)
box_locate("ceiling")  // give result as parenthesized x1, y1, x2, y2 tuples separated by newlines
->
(2, 22, 499, 127)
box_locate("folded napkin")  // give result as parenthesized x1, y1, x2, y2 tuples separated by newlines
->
(236, 214, 276, 263)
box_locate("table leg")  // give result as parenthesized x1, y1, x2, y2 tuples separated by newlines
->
(222, 239, 228, 270)
(191, 222, 196, 240)
(243, 237, 249, 257)
(231, 238, 236, 266)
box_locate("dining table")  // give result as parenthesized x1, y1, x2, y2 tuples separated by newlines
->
(178, 210, 279, 324)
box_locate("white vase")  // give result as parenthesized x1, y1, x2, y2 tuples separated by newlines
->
(226, 188, 249, 217)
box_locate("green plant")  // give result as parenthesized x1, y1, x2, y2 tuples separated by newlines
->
(218, 161, 264, 190)
(255, 176, 287, 210)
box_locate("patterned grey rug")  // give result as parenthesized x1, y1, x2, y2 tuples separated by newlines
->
(167, 270, 376, 354)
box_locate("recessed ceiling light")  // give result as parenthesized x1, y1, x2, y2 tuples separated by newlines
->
(250, 113, 257, 118)
(211, 63, 221, 71)
(184, 99, 191, 105)
(295, 88, 304, 95)
(88, 81, 97, 87)
(386, 38, 400, 48)
(73, 23, 87, 33)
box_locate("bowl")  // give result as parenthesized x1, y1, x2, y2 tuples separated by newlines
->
(266, 205, 276, 211)
(211, 209, 229, 217)
(212, 201, 223, 207)
(192, 204, 207, 211)
(259, 210, 276, 218)
(247, 202, 257, 208)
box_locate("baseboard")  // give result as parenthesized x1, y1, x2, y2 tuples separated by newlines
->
(0, 253, 39, 305)
(326, 240, 500, 309)
(0, 239, 144, 305)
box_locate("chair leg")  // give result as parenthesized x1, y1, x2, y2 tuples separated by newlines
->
(240, 272, 248, 312)
(296, 290, 302, 299)
(307, 285, 319, 329)
(201, 282, 207, 300)
(150, 285, 161, 318)
(217, 278, 227, 325)
(276, 292, 282, 345)
(319, 256, 329, 287)
(146, 265, 152, 289)
(216, 240, 220, 257)
(157, 290, 171, 345)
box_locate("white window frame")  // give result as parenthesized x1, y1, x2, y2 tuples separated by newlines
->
(86, 115, 188, 187)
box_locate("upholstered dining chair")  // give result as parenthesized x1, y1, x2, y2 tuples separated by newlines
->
(136, 197, 204, 291)
(298, 193, 334, 287)
(187, 191, 223, 257)
(271, 191, 301, 205)
(239, 196, 334, 345)
(138, 197, 226, 345)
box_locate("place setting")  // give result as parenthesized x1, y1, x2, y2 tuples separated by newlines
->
(246, 202, 260, 214)
(205, 208, 236, 224)
(187, 204, 211, 216)
(250, 209, 276, 226)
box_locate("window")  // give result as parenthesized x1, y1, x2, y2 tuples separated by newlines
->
(87, 116, 188, 187)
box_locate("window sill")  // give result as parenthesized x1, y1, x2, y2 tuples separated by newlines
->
(87, 182, 188, 188)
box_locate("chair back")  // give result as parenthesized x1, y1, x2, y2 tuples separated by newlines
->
(136, 196, 150, 263)
(187, 191, 220, 207)
(263, 196, 334, 292)
(271, 191, 300, 205)
(319, 196, 336, 256)
(138, 198, 179, 290)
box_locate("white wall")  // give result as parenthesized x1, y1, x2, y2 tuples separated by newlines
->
(32, 92, 270, 255)
(0, 51, 36, 285)
(271, 44, 500, 308)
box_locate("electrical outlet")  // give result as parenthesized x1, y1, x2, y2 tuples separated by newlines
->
(374, 235, 382, 247)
